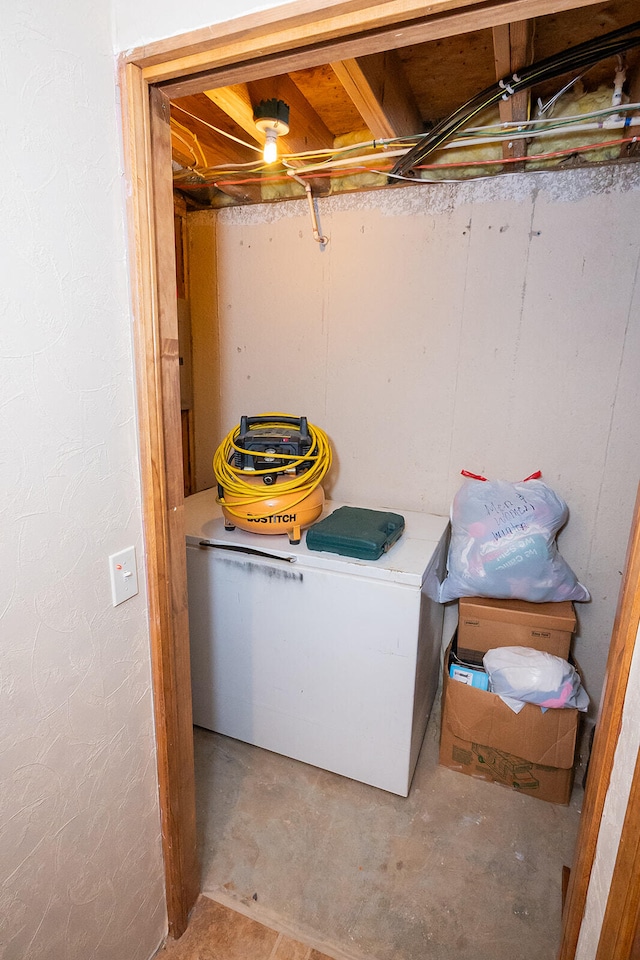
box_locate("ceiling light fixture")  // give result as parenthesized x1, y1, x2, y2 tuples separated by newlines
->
(253, 99, 290, 164)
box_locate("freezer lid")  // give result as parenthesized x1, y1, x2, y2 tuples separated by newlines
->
(184, 488, 449, 587)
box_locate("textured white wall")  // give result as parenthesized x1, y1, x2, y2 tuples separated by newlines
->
(189, 165, 640, 721)
(114, 0, 292, 51)
(1, 3, 166, 959)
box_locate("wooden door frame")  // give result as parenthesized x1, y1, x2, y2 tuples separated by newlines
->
(560, 484, 640, 960)
(117, 0, 640, 945)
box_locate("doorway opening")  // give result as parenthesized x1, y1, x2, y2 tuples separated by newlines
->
(118, 2, 640, 955)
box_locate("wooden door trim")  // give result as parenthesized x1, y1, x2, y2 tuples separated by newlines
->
(124, 0, 606, 86)
(119, 62, 199, 937)
(558, 484, 640, 960)
(118, 0, 636, 944)
(596, 745, 640, 960)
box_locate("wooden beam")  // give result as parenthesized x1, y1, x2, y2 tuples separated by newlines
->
(332, 50, 422, 140)
(492, 21, 513, 77)
(131, 0, 608, 86)
(206, 76, 336, 155)
(212, 179, 265, 204)
(205, 77, 333, 195)
(628, 62, 640, 108)
(171, 118, 223, 168)
(151, 80, 200, 935)
(559, 483, 640, 960)
(173, 90, 279, 203)
(247, 75, 334, 154)
(119, 63, 199, 938)
(596, 746, 640, 960)
(174, 87, 273, 203)
(492, 19, 534, 162)
(203, 83, 258, 144)
(171, 93, 259, 166)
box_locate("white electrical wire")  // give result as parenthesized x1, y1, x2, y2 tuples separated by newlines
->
(444, 115, 640, 151)
(280, 114, 640, 177)
(173, 101, 640, 183)
(172, 102, 263, 153)
(536, 75, 585, 116)
(464, 101, 640, 132)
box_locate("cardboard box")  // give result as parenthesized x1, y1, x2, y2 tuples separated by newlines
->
(439, 642, 579, 804)
(457, 597, 576, 663)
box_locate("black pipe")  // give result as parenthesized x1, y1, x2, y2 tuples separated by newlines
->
(390, 19, 640, 178)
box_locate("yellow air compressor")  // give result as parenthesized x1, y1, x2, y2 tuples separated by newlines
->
(213, 414, 332, 544)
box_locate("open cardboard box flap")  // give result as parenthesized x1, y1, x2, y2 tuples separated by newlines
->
(443, 649, 579, 770)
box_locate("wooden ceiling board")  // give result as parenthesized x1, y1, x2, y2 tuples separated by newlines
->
(533, 0, 640, 57)
(397, 29, 497, 122)
(528, 0, 640, 98)
(171, 93, 259, 165)
(331, 51, 423, 139)
(246, 74, 334, 152)
(203, 84, 259, 144)
(288, 63, 365, 136)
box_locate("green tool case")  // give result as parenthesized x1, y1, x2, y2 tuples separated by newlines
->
(305, 506, 405, 560)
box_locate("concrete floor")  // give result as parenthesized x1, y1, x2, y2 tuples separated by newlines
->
(193, 704, 583, 960)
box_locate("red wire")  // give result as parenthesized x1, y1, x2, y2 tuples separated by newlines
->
(185, 135, 638, 188)
(414, 135, 638, 170)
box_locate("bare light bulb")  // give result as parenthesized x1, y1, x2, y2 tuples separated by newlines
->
(263, 129, 278, 164)
(254, 102, 289, 164)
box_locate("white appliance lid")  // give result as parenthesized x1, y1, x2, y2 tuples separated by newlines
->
(184, 488, 448, 587)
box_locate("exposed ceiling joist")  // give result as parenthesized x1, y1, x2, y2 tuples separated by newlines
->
(171, 93, 259, 166)
(169, 0, 640, 208)
(248, 75, 334, 154)
(628, 58, 640, 102)
(331, 51, 422, 140)
(203, 83, 258, 145)
(206, 75, 334, 157)
(492, 19, 535, 161)
(214, 180, 265, 204)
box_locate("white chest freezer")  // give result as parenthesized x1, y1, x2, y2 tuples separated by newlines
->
(185, 489, 449, 796)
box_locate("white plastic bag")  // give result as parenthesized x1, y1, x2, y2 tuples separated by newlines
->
(483, 646, 589, 714)
(438, 472, 590, 603)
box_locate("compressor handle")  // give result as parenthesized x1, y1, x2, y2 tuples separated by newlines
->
(239, 415, 308, 438)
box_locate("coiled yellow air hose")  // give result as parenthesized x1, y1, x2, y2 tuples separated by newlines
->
(213, 413, 332, 521)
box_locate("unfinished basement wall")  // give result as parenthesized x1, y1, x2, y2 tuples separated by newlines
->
(1, 2, 166, 959)
(188, 163, 640, 719)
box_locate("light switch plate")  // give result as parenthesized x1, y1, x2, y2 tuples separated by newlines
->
(109, 546, 139, 606)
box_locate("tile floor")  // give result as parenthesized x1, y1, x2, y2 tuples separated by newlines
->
(157, 896, 335, 960)
(184, 703, 583, 960)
